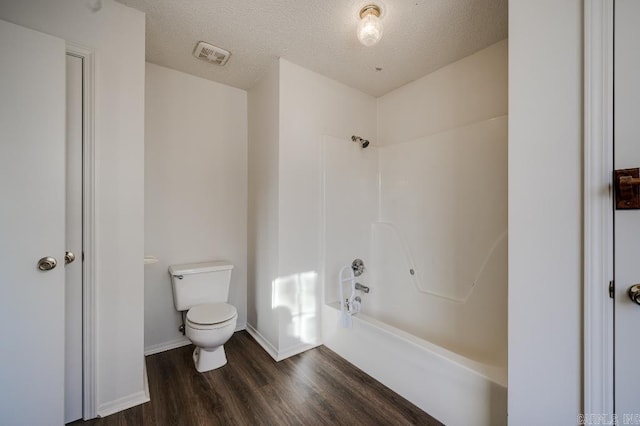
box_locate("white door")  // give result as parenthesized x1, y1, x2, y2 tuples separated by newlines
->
(614, 0, 640, 416)
(65, 53, 83, 424)
(0, 19, 67, 425)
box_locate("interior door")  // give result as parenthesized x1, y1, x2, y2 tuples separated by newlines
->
(614, 0, 640, 415)
(0, 19, 66, 425)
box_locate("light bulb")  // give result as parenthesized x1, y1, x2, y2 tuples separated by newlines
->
(357, 5, 383, 47)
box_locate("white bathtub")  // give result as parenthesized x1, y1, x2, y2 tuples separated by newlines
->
(321, 303, 507, 426)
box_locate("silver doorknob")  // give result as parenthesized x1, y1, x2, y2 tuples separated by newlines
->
(65, 251, 75, 265)
(628, 284, 640, 305)
(37, 256, 57, 271)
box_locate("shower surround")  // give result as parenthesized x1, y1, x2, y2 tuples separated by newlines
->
(320, 40, 507, 425)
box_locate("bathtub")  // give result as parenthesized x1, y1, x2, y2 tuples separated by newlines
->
(321, 303, 507, 426)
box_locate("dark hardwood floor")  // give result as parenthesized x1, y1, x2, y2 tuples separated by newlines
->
(74, 331, 441, 425)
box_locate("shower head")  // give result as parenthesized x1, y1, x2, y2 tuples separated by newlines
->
(351, 135, 370, 149)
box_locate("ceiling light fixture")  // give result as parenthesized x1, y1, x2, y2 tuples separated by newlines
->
(357, 4, 383, 47)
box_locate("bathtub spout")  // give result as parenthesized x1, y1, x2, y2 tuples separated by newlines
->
(355, 283, 370, 293)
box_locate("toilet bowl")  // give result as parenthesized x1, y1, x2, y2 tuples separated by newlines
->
(169, 261, 237, 373)
(185, 302, 237, 372)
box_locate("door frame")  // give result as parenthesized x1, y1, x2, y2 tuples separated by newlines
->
(66, 43, 97, 420)
(584, 0, 614, 415)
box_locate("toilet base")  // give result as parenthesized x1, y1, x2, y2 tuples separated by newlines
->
(193, 345, 227, 372)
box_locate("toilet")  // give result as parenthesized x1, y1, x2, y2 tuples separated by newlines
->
(169, 261, 237, 372)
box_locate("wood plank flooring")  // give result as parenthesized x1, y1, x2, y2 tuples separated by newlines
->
(73, 331, 441, 425)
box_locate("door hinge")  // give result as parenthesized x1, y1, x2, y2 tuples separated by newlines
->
(609, 280, 614, 299)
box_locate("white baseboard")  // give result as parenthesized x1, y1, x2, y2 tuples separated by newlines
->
(246, 323, 279, 360)
(143, 357, 150, 401)
(97, 390, 149, 418)
(144, 337, 191, 356)
(277, 341, 320, 360)
(144, 323, 247, 356)
(245, 323, 319, 361)
(95, 354, 151, 418)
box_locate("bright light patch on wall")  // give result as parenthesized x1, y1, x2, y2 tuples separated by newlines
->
(272, 271, 319, 345)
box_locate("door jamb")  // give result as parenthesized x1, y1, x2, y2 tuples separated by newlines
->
(66, 43, 97, 420)
(584, 0, 614, 415)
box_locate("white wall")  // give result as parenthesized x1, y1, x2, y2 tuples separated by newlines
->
(247, 59, 377, 358)
(247, 61, 280, 351)
(509, 1, 583, 422)
(144, 63, 248, 354)
(0, 0, 147, 415)
(377, 40, 508, 145)
(277, 59, 377, 353)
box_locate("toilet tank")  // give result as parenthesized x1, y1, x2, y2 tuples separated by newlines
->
(169, 261, 234, 311)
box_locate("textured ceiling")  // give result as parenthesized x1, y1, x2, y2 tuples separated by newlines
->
(116, 0, 507, 97)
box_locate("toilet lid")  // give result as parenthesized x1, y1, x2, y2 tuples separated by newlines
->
(187, 303, 237, 325)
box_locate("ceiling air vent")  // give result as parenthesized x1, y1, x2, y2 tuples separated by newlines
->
(193, 41, 231, 66)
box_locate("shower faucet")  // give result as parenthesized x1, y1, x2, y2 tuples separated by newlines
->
(355, 283, 370, 293)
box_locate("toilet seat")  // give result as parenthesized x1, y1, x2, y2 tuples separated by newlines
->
(186, 303, 237, 329)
